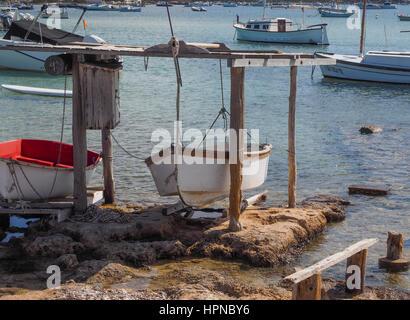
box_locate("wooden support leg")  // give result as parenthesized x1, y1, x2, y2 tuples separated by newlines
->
(72, 54, 88, 213)
(292, 273, 321, 300)
(288, 66, 297, 208)
(345, 249, 367, 294)
(229, 67, 245, 232)
(0, 214, 10, 230)
(102, 129, 115, 204)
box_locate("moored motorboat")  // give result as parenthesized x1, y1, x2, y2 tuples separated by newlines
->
(0, 139, 101, 201)
(234, 18, 329, 45)
(398, 14, 410, 21)
(191, 6, 207, 12)
(315, 51, 410, 84)
(120, 6, 142, 12)
(320, 9, 354, 18)
(145, 143, 272, 207)
(0, 20, 105, 72)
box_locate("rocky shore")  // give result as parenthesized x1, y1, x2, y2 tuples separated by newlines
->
(0, 195, 408, 300)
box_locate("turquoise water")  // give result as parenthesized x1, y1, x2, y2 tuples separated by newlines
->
(0, 5, 409, 290)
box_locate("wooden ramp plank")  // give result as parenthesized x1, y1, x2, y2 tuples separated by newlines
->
(285, 238, 378, 284)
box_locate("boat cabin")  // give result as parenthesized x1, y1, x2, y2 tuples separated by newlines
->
(242, 18, 293, 32)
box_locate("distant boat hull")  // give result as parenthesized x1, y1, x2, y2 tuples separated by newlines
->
(315, 52, 410, 84)
(398, 14, 410, 21)
(235, 24, 329, 45)
(146, 144, 272, 207)
(0, 39, 56, 72)
(0, 139, 101, 201)
(1, 84, 73, 97)
(320, 10, 353, 18)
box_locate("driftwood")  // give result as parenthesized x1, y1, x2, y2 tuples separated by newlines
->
(348, 185, 389, 196)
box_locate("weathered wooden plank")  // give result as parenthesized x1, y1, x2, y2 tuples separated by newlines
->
(284, 238, 378, 284)
(241, 190, 268, 212)
(348, 185, 389, 196)
(102, 129, 115, 204)
(288, 66, 297, 208)
(72, 54, 88, 214)
(292, 273, 322, 300)
(345, 249, 367, 294)
(229, 67, 245, 232)
(0, 43, 335, 67)
(228, 58, 336, 68)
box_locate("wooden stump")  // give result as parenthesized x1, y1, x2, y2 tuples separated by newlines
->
(345, 249, 367, 294)
(379, 232, 409, 272)
(292, 274, 321, 300)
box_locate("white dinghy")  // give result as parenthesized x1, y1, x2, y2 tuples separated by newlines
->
(1, 84, 73, 97)
(146, 143, 272, 207)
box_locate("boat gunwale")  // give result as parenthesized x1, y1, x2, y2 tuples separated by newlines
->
(0, 157, 102, 171)
(315, 52, 410, 73)
(145, 144, 272, 167)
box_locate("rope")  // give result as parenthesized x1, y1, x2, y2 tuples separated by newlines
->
(111, 133, 146, 161)
(48, 69, 68, 198)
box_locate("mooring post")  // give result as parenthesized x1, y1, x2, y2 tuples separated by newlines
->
(229, 66, 245, 231)
(379, 232, 409, 272)
(288, 66, 297, 208)
(102, 128, 115, 204)
(72, 54, 88, 213)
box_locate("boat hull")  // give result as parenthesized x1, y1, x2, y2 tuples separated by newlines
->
(0, 140, 101, 201)
(146, 144, 272, 207)
(235, 25, 329, 45)
(316, 52, 410, 84)
(0, 39, 57, 72)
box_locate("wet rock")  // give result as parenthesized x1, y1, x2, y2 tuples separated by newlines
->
(94, 240, 187, 267)
(22, 234, 84, 258)
(56, 254, 79, 270)
(301, 195, 349, 223)
(360, 126, 382, 134)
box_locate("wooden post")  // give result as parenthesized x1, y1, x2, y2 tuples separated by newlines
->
(288, 66, 297, 208)
(229, 67, 245, 232)
(102, 129, 115, 204)
(72, 54, 88, 213)
(359, 0, 367, 56)
(0, 214, 9, 230)
(292, 274, 321, 300)
(345, 249, 367, 294)
(379, 232, 409, 272)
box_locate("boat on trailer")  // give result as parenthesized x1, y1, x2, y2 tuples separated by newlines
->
(234, 18, 329, 45)
(0, 139, 101, 201)
(145, 143, 272, 207)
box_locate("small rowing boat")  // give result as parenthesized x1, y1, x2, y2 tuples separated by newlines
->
(0, 139, 101, 200)
(1, 84, 73, 97)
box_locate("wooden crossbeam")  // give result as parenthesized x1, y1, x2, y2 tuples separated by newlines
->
(0, 43, 336, 67)
(284, 238, 378, 284)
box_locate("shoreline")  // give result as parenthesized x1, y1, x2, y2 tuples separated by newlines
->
(2, 194, 408, 300)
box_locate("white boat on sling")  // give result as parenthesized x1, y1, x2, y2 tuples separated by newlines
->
(0, 139, 101, 201)
(315, 51, 410, 84)
(146, 143, 272, 207)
